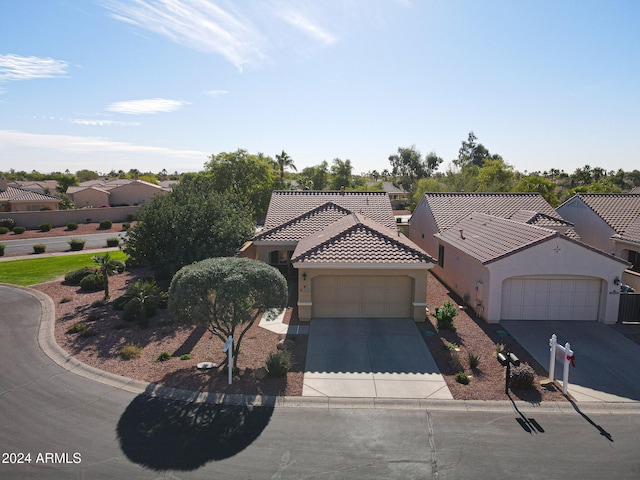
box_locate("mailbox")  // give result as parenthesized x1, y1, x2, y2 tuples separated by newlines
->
(496, 350, 520, 394)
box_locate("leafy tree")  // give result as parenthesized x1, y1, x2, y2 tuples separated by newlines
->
(76, 169, 100, 182)
(54, 173, 78, 194)
(476, 159, 515, 192)
(275, 150, 296, 181)
(123, 174, 255, 278)
(388, 146, 442, 198)
(412, 177, 449, 208)
(513, 175, 559, 206)
(454, 131, 499, 168)
(205, 149, 279, 220)
(330, 158, 353, 190)
(92, 252, 122, 300)
(300, 161, 329, 190)
(169, 257, 287, 369)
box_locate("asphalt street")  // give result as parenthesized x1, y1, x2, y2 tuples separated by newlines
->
(0, 232, 126, 255)
(1, 285, 639, 479)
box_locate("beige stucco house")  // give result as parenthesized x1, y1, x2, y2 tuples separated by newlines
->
(0, 179, 60, 212)
(409, 193, 628, 324)
(241, 191, 435, 321)
(67, 179, 169, 207)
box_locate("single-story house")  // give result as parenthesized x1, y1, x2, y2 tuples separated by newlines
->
(67, 179, 169, 207)
(0, 178, 60, 212)
(8, 180, 59, 194)
(409, 193, 628, 324)
(241, 190, 435, 321)
(366, 181, 408, 210)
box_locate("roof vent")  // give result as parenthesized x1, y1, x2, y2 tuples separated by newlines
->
(459, 229, 465, 239)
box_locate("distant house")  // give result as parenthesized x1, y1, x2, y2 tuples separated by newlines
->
(557, 193, 640, 290)
(0, 178, 60, 212)
(366, 181, 408, 210)
(67, 179, 169, 207)
(409, 193, 627, 323)
(8, 180, 59, 195)
(241, 190, 435, 321)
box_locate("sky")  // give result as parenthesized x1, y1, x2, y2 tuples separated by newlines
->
(1, 0, 639, 177)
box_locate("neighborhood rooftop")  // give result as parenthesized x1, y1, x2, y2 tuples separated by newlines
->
(559, 193, 640, 235)
(292, 212, 434, 264)
(415, 192, 565, 232)
(0, 185, 60, 203)
(264, 191, 396, 230)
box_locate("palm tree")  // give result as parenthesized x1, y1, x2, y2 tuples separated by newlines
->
(92, 253, 122, 300)
(275, 150, 296, 181)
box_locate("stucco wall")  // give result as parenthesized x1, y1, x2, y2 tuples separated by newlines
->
(408, 198, 440, 257)
(72, 189, 109, 208)
(3, 206, 140, 228)
(557, 197, 617, 253)
(9, 200, 59, 212)
(109, 183, 168, 206)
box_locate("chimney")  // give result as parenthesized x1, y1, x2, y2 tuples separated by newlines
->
(0, 178, 7, 191)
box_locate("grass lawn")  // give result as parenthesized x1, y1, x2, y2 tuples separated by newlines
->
(0, 251, 128, 286)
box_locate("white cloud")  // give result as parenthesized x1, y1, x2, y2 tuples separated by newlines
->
(0, 129, 207, 159)
(205, 89, 229, 97)
(107, 98, 189, 115)
(0, 53, 71, 81)
(102, 0, 267, 71)
(69, 119, 141, 126)
(275, 7, 337, 46)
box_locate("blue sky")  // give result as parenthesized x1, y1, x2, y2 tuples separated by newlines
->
(1, 1, 639, 176)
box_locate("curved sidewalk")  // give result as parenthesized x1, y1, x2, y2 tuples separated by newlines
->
(11, 283, 640, 414)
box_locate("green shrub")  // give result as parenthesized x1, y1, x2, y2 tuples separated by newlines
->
(13, 226, 26, 234)
(510, 362, 536, 389)
(123, 298, 148, 327)
(39, 223, 52, 232)
(64, 266, 98, 285)
(0, 227, 8, 234)
(468, 351, 481, 369)
(99, 220, 112, 230)
(66, 322, 88, 334)
(180, 354, 192, 360)
(68, 238, 86, 251)
(126, 212, 136, 222)
(106, 237, 120, 247)
(122, 222, 130, 231)
(121, 344, 143, 360)
(0, 244, 4, 257)
(0, 218, 16, 230)
(157, 351, 172, 362)
(79, 272, 104, 292)
(67, 222, 78, 230)
(118, 279, 162, 318)
(33, 243, 46, 254)
(443, 341, 459, 351)
(434, 301, 458, 331)
(266, 349, 292, 377)
(455, 372, 470, 385)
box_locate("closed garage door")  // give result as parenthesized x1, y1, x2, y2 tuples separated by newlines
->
(501, 277, 601, 321)
(312, 275, 412, 318)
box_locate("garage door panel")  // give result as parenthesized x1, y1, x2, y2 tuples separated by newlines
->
(501, 277, 601, 321)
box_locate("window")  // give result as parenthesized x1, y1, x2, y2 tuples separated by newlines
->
(269, 250, 291, 265)
(629, 250, 640, 272)
(438, 244, 445, 268)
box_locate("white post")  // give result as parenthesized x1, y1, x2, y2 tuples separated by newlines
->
(228, 337, 233, 386)
(562, 342, 571, 395)
(549, 334, 557, 381)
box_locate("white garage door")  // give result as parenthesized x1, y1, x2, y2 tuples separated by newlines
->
(312, 275, 412, 318)
(501, 277, 602, 321)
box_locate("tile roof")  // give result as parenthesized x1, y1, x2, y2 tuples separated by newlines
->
(631, 186, 640, 194)
(264, 191, 396, 229)
(365, 181, 406, 194)
(291, 212, 434, 265)
(613, 216, 640, 244)
(510, 209, 574, 228)
(417, 192, 564, 233)
(562, 194, 640, 235)
(0, 186, 60, 203)
(253, 202, 353, 242)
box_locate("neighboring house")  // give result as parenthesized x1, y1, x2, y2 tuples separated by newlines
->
(8, 180, 59, 194)
(67, 179, 169, 207)
(557, 193, 640, 290)
(409, 193, 627, 324)
(241, 190, 435, 321)
(0, 178, 60, 212)
(366, 181, 408, 210)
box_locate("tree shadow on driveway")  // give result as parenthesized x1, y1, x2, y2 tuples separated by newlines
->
(116, 392, 274, 471)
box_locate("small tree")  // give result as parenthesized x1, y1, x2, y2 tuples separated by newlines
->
(168, 257, 287, 369)
(92, 253, 121, 299)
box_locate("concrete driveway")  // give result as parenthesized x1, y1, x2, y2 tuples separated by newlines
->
(501, 320, 640, 403)
(303, 318, 452, 399)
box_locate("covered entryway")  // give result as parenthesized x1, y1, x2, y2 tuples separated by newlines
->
(312, 275, 412, 318)
(501, 276, 602, 321)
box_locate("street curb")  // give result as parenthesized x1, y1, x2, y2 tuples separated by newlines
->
(0, 246, 121, 262)
(7, 284, 640, 414)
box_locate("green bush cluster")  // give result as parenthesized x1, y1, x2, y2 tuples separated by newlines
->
(434, 301, 458, 331)
(180, 354, 191, 360)
(33, 244, 46, 254)
(13, 226, 26, 234)
(39, 223, 52, 232)
(0, 218, 16, 230)
(68, 238, 86, 251)
(510, 363, 536, 389)
(67, 222, 78, 230)
(468, 351, 481, 369)
(0, 227, 9, 234)
(106, 237, 120, 247)
(265, 349, 292, 377)
(121, 344, 143, 360)
(156, 351, 172, 362)
(126, 213, 136, 222)
(64, 266, 98, 285)
(115, 279, 164, 327)
(99, 220, 112, 230)
(455, 372, 470, 384)
(79, 273, 105, 292)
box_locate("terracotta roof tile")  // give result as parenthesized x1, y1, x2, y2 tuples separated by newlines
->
(264, 191, 396, 229)
(564, 194, 640, 234)
(417, 192, 563, 233)
(613, 216, 640, 244)
(253, 202, 352, 242)
(510, 209, 574, 228)
(292, 213, 434, 264)
(0, 186, 60, 203)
